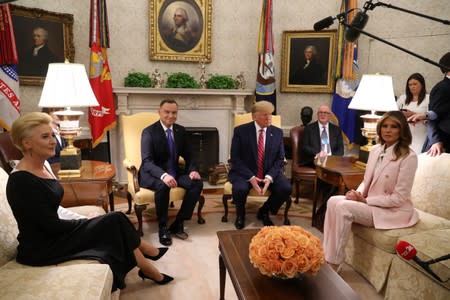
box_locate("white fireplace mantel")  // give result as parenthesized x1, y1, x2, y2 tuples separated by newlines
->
(111, 87, 254, 184)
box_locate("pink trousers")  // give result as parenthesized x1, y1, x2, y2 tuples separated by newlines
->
(323, 195, 374, 265)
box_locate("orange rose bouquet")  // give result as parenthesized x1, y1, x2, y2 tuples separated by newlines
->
(249, 225, 324, 278)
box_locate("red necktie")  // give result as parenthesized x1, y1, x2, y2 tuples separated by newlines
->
(257, 129, 265, 179)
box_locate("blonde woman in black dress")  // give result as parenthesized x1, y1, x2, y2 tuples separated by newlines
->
(6, 112, 173, 291)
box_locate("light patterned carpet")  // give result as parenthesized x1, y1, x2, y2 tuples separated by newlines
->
(114, 193, 314, 226)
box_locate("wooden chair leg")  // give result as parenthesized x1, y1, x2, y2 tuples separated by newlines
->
(126, 192, 133, 214)
(197, 195, 206, 224)
(294, 180, 300, 204)
(283, 196, 291, 225)
(221, 194, 232, 222)
(134, 203, 147, 236)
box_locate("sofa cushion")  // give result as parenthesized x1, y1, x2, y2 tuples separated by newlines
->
(397, 229, 450, 290)
(411, 153, 450, 219)
(351, 209, 450, 253)
(386, 256, 450, 300)
(0, 167, 18, 267)
(0, 262, 113, 300)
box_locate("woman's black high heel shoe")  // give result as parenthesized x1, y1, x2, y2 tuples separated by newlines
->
(144, 247, 169, 261)
(138, 269, 173, 285)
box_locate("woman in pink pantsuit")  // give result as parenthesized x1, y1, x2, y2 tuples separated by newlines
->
(323, 111, 419, 272)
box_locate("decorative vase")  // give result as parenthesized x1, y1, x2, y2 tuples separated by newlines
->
(271, 273, 304, 281)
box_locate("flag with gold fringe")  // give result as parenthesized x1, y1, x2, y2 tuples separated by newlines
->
(0, 4, 20, 131)
(331, 0, 360, 146)
(88, 0, 116, 148)
(255, 0, 276, 111)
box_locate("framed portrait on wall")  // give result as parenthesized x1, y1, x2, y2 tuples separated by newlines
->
(10, 5, 74, 86)
(281, 30, 337, 93)
(149, 0, 212, 62)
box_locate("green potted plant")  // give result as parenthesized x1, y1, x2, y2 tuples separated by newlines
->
(206, 74, 236, 89)
(124, 72, 153, 87)
(166, 72, 200, 88)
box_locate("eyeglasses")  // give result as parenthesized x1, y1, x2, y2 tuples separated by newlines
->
(318, 112, 330, 115)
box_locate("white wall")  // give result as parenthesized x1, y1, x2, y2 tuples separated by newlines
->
(15, 0, 450, 129)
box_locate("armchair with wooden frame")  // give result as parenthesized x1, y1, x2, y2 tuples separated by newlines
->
(221, 113, 291, 225)
(121, 112, 205, 236)
(289, 125, 317, 206)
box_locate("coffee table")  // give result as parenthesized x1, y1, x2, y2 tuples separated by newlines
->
(217, 229, 360, 300)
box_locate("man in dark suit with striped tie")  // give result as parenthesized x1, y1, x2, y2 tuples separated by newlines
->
(301, 104, 344, 167)
(138, 99, 203, 246)
(228, 101, 291, 229)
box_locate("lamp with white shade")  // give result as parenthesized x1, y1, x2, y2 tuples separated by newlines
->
(39, 61, 99, 177)
(348, 74, 398, 166)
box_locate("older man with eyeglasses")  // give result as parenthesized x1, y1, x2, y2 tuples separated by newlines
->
(301, 104, 344, 167)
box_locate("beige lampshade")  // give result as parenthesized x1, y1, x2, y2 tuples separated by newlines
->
(38, 62, 99, 108)
(348, 74, 398, 112)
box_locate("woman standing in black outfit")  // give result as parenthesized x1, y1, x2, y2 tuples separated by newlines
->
(6, 112, 173, 291)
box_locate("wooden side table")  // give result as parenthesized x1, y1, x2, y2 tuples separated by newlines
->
(52, 160, 116, 212)
(313, 156, 365, 230)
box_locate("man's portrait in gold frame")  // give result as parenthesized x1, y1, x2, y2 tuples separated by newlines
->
(149, 0, 212, 62)
(281, 30, 337, 93)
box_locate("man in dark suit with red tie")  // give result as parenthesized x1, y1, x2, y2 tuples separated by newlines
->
(138, 99, 203, 246)
(228, 101, 291, 229)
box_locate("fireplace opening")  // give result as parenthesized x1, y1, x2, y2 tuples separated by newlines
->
(185, 127, 219, 179)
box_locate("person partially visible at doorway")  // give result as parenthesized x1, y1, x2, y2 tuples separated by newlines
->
(300, 106, 313, 126)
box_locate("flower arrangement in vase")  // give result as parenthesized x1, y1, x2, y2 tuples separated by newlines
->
(249, 225, 325, 279)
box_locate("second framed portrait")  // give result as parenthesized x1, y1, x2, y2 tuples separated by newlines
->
(149, 0, 212, 62)
(281, 30, 337, 93)
(11, 5, 74, 86)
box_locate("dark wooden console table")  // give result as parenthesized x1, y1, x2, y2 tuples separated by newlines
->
(313, 156, 365, 230)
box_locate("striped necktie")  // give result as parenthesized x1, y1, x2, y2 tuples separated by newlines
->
(257, 129, 265, 178)
(166, 128, 176, 177)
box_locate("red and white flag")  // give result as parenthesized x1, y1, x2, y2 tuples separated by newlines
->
(0, 4, 20, 130)
(88, 0, 116, 147)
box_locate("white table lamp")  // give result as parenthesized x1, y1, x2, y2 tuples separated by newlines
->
(39, 61, 99, 177)
(348, 74, 398, 166)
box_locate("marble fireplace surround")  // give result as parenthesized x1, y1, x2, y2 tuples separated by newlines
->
(111, 87, 254, 184)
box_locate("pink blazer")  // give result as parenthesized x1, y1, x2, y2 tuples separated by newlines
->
(356, 144, 419, 229)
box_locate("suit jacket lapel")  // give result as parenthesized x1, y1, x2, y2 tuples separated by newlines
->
(250, 123, 258, 159)
(156, 122, 170, 154)
(370, 146, 393, 189)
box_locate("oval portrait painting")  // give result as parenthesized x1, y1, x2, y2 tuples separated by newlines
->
(158, 0, 203, 53)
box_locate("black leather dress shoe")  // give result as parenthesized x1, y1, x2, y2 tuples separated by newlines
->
(257, 209, 274, 226)
(169, 220, 188, 240)
(234, 216, 245, 229)
(159, 226, 172, 246)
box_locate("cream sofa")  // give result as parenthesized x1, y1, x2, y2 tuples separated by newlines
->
(0, 167, 119, 300)
(345, 153, 450, 299)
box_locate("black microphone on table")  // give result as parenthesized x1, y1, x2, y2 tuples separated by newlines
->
(395, 240, 449, 282)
